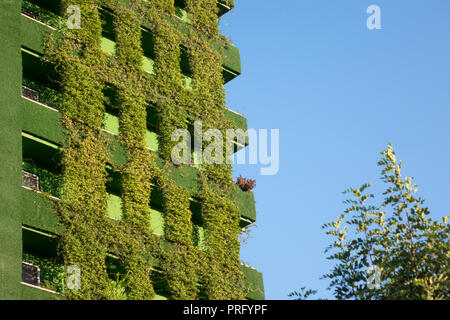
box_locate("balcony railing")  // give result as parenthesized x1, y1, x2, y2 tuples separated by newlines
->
(21, 7, 38, 20)
(22, 85, 40, 103)
(22, 262, 41, 287)
(22, 170, 40, 191)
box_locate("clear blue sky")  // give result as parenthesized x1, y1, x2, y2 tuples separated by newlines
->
(220, 0, 450, 299)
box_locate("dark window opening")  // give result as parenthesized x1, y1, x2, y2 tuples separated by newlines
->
(142, 27, 155, 59)
(180, 46, 192, 77)
(99, 6, 116, 41)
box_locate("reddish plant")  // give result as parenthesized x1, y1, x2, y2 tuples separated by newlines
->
(236, 175, 256, 192)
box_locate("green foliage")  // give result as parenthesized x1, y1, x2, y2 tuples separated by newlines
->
(41, 0, 246, 300)
(288, 287, 318, 300)
(186, 0, 219, 38)
(293, 144, 449, 300)
(199, 182, 247, 299)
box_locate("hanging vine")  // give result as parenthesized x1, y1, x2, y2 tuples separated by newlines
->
(113, 6, 156, 300)
(46, 0, 111, 299)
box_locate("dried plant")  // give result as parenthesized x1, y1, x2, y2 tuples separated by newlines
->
(236, 175, 256, 192)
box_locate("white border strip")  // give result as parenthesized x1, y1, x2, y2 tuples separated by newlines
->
(21, 282, 58, 294)
(21, 96, 59, 112)
(22, 186, 60, 201)
(21, 13, 56, 31)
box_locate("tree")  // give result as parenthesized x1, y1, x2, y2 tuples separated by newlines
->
(292, 144, 449, 300)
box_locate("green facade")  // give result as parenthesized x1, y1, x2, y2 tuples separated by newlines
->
(0, 0, 264, 300)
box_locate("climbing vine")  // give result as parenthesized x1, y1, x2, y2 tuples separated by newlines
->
(48, 2, 110, 299)
(43, 0, 247, 300)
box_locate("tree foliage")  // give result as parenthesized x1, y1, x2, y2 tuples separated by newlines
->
(293, 144, 449, 300)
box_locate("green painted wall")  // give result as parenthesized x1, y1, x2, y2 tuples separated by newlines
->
(0, 0, 23, 300)
(0, 0, 264, 300)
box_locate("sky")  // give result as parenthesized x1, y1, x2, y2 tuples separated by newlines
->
(219, 0, 450, 300)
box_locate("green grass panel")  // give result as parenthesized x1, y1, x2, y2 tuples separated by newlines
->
(106, 193, 123, 220)
(142, 55, 156, 75)
(182, 75, 194, 90)
(146, 130, 159, 151)
(21, 96, 64, 145)
(223, 108, 248, 132)
(101, 36, 116, 56)
(175, 7, 191, 23)
(193, 225, 206, 250)
(212, 40, 241, 75)
(150, 208, 165, 236)
(104, 134, 129, 168)
(22, 189, 63, 235)
(229, 184, 257, 221)
(163, 163, 201, 195)
(242, 265, 265, 300)
(20, 283, 60, 300)
(20, 14, 55, 54)
(103, 112, 120, 135)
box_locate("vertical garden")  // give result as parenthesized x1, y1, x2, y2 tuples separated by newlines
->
(41, 0, 247, 300)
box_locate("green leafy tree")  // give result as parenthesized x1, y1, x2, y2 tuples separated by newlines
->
(292, 144, 449, 300)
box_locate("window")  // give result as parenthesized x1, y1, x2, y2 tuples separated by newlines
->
(22, 262, 40, 287)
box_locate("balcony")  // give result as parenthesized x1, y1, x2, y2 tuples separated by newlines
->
(21, 102, 257, 226)
(20, 221, 263, 300)
(21, 225, 63, 296)
(21, 49, 245, 155)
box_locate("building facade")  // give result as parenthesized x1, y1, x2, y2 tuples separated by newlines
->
(0, 0, 264, 300)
